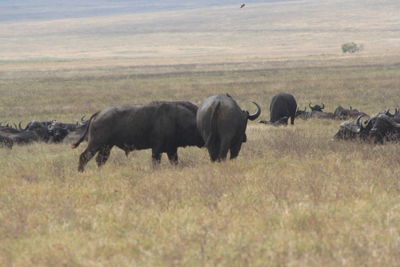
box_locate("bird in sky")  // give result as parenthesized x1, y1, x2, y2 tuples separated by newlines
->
(240, 3, 245, 8)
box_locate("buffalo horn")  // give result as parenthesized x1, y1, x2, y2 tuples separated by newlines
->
(321, 103, 325, 109)
(247, 102, 261, 121)
(356, 114, 369, 129)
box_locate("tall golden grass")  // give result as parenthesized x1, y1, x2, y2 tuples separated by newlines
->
(0, 56, 400, 266)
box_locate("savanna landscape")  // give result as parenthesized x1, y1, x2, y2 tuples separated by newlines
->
(1, 0, 400, 265)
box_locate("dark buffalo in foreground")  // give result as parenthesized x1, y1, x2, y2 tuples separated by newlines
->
(268, 93, 297, 125)
(72, 101, 204, 172)
(196, 94, 261, 161)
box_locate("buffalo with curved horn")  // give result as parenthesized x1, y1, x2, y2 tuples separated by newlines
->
(333, 114, 369, 140)
(309, 103, 325, 112)
(196, 94, 261, 161)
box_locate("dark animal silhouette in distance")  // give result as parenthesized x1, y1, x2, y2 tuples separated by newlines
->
(240, 3, 245, 8)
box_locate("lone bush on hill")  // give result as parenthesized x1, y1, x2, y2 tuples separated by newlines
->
(341, 42, 363, 53)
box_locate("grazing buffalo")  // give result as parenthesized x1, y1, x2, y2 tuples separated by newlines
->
(268, 93, 297, 125)
(196, 94, 261, 161)
(72, 101, 204, 172)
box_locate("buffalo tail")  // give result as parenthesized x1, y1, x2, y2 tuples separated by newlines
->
(71, 111, 99, 149)
(205, 102, 220, 148)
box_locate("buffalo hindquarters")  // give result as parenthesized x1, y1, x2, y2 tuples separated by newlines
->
(269, 93, 297, 125)
(196, 94, 260, 161)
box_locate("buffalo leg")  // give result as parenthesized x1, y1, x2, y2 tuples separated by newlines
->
(95, 145, 112, 167)
(290, 116, 295, 125)
(208, 148, 219, 162)
(229, 141, 243, 159)
(151, 149, 162, 165)
(78, 148, 97, 172)
(218, 139, 231, 161)
(167, 148, 178, 165)
(207, 139, 220, 162)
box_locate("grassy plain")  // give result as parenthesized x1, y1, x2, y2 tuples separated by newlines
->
(1, 0, 400, 265)
(1, 57, 400, 266)
(1, 0, 400, 63)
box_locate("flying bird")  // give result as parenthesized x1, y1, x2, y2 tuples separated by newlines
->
(240, 3, 245, 8)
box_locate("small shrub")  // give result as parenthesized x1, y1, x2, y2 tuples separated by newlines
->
(342, 42, 363, 53)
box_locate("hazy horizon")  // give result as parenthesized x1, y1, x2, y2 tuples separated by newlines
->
(0, 0, 289, 22)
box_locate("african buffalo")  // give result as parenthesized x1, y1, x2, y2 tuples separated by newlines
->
(0, 121, 51, 144)
(309, 103, 325, 112)
(332, 112, 400, 143)
(259, 116, 289, 126)
(310, 110, 335, 119)
(334, 105, 366, 120)
(297, 105, 336, 120)
(196, 94, 261, 161)
(295, 107, 309, 120)
(72, 101, 204, 172)
(370, 114, 400, 144)
(268, 93, 297, 125)
(48, 118, 89, 143)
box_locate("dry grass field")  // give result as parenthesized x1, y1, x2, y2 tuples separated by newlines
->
(1, 0, 400, 266)
(1, 57, 400, 266)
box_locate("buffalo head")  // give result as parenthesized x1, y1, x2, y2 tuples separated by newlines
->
(334, 115, 369, 140)
(309, 103, 325, 112)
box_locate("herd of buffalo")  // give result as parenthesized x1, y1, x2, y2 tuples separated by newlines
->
(1, 93, 399, 171)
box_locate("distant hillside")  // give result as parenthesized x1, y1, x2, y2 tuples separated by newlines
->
(0, 0, 399, 63)
(0, 0, 278, 22)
